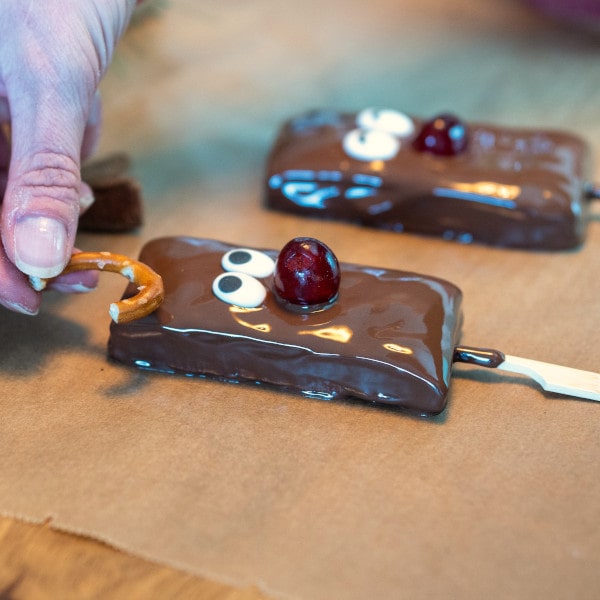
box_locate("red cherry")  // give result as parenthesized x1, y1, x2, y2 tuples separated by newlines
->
(413, 113, 468, 156)
(273, 237, 341, 310)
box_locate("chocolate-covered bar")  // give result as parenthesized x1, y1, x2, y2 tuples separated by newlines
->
(108, 237, 463, 415)
(264, 108, 593, 250)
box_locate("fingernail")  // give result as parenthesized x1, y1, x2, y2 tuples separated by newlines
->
(14, 216, 69, 278)
(79, 191, 95, 212)
(50, 281, 96, 294)
(0, 297, 39, 316)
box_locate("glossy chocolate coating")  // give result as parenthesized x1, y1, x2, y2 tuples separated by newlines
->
(108, 237, 463, 415)
(265, 109, 592, 250)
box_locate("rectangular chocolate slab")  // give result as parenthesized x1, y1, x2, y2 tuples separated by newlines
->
(108, 237, 463, 415)
(265, 109, 592, 250)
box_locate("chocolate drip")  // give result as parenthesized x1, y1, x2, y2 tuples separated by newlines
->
(453, 346, 505, 368)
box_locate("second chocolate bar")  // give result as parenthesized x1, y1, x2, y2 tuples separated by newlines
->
(265, 108, 592, 250)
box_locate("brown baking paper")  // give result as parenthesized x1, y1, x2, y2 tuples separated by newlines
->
(1, 1, 600, 598)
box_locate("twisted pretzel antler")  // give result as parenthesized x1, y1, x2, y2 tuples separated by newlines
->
(32, 251, 164, 324)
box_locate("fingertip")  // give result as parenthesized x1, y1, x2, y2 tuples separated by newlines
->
(0, 253, 41, 315)
(0, 296, 39, 316)
(48, 268, 99, 294)
(79, 181, 95, 213)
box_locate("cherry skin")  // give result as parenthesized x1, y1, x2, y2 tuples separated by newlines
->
(413, 113, 468, 156)
(273, 237, 341, 310)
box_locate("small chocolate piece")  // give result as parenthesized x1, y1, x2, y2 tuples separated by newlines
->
(108, 237, 464, 415)
(79, 153, 143, 232)
(264, 108, 593, 250)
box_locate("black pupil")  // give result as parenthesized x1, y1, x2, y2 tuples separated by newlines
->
(229, 251, 251, 265)
(219, 275, 242, 293)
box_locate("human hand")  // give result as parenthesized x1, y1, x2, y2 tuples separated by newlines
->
(0, 0, 137, 315)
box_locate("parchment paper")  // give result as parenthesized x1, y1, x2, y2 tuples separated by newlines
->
(1, 1, 599, 598)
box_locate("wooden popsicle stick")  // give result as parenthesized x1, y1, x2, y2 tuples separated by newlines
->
(454, 346, 600, 402)
(497, 355, 600, 401)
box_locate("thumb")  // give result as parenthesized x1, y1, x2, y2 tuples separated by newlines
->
(1, 94, 87, 279)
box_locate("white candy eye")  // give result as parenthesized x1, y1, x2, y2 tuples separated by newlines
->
(212, 272, 267, 308)
(221, 248, 275, 278)
(342, 128, 400, 161)
(356, 107, 415, 138)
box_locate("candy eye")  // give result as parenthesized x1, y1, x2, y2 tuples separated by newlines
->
(221, 248, 275, 278)
(212, 272, 266, 308)
(356, 107, 415, 138)
(342, 128, 400, 162)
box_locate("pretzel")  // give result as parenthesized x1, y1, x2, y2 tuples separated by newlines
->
(32, 251, 164, 324)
